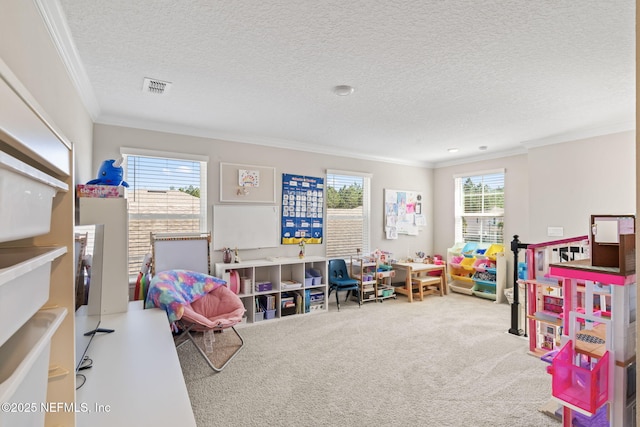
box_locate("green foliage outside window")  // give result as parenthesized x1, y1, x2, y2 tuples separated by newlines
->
(462, 177, 503, 214)
(326, 183, 362, 209)
(178, 185, 200, 198)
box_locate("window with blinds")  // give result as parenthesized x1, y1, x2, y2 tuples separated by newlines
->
(454, 170, 504, 244)
(325, 171, 370, 259)
(123, 151, 207, 277)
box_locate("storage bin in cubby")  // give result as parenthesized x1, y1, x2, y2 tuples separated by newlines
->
(484, 244, 504, 261)
(0, 151, 68, 243)
(461, 242, 478, 257)
(307, 268, 322, 285)
(472, 283, 497, 300)
(474, 247, 487, 257)
(448, 280, 474, 295)
(448, 242, 466, 255)
(281, 293, 296, 315)
(281, 306, 296, 316)
(0, 246, 67, 348)
(472, 271, 496, 285)
(450, 258, 475, 280)
(472, 258, 496, 272)
(460, 257, 476, 271)
(449, 255, 464, 268)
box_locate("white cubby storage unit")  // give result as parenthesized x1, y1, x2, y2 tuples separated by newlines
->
(214, 256, 327, 323)
(0, 58, 74, 426)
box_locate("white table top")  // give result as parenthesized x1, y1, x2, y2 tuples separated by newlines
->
(76, 301, 196, 427)
(392, 262, 445, 271)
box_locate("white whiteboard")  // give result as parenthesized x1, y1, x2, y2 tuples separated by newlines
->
(152, 236, 210, 274)
(213, 205, 280, 250)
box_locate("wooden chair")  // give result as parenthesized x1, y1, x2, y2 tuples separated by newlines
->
(411, 272, 444, 301)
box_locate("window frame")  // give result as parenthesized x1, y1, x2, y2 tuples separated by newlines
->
(325, 169, 371, 259)
(121, 147, 208, 277)
(454, 168, 505, 244)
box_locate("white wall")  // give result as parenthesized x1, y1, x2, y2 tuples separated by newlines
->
(95, 125, 636, 265)
(0, 0, 93, 183)
(527, 131, 635, 242)
(93, 124, 435, 263)
(433, 131, 635, 256)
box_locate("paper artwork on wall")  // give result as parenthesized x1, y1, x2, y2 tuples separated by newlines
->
(281, 174, 324, 244)
(239, 169, 260, 187)
(384, 189, 425, 239)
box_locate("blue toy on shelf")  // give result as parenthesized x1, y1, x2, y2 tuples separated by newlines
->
(86, 158, 129, 187)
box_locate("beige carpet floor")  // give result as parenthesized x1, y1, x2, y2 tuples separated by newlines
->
(186, 330, 243, 369)
(178, 292, 561, 427)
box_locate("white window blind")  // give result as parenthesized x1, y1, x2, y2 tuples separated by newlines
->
(123, 151, 207, 277)
(454, 170, 504, 244)
(326, 171, 370, 259)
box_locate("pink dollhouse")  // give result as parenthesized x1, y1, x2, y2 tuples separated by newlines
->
(545, 215, 636, 427)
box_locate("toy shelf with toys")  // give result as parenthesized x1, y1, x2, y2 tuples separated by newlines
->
(350, 250, 396, 303)
(447, 242, 507, 302)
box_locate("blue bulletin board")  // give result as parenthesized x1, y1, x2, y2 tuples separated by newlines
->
(281, 174, 324, 244)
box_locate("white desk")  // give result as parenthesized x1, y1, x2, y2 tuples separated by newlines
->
(76, 301, 196, 427)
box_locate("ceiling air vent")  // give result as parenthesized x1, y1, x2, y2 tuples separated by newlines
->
(142, 77, 171, 95)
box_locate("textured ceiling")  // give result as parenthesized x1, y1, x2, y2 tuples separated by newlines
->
(53, 0, 635, 166)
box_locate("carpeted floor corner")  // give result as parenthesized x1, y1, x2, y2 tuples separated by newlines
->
(177, 292, 561, 427)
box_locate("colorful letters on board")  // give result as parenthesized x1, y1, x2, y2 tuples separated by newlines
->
(281, 174, 324, 244)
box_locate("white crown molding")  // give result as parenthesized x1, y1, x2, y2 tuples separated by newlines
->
(434, 120, 636, 169)
(520, 120, 635, 149)
(433, 147, 528, 169)
(96, 114, 435, 168)
(34, 0, 100, 120)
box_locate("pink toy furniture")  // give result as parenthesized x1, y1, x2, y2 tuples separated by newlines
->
(176, 285, 246, 372)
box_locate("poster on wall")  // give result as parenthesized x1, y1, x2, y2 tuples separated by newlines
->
(281, 174, 324, 244)
(384, 189, 425, 239)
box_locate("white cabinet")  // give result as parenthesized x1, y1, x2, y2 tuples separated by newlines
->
(214, 257, 327, 323)
(79, 198, 129, 314)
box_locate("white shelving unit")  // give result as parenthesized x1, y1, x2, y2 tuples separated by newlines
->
(0, 58, 75, 427)
(214, 256, 327, 323)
